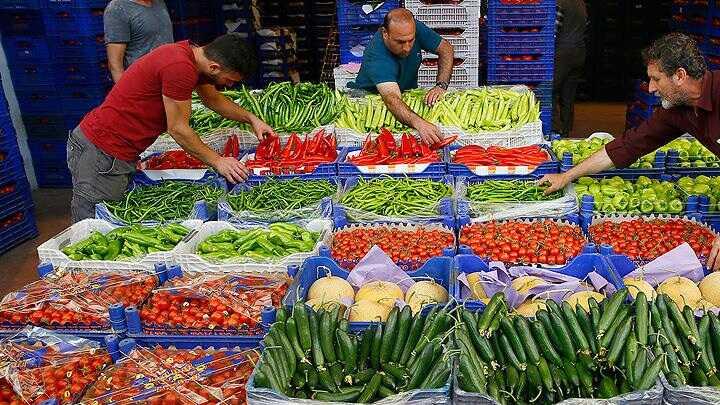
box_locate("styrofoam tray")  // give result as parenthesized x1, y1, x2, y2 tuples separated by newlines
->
(37, 218, 203, 270)
(174, 220, 333, 272)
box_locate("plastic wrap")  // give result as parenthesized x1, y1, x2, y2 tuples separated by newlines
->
(82, 343, 260, 404)
(140, 128, 242, 159)
(330, 222, 455, 271)
(138, 271, 290, 336)
(662, 376, 720, 405)
(0, 326, 112, 404)
(0, 267, 158, 332)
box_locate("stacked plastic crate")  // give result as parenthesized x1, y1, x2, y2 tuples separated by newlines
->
(625, 80, 661, 130)
(0, 74, 39, 254)
(0, 0, 111, 188)
(166, 0, 224, 44)
(406, 0, 480, 89)
(337, 0, 398, 64)
(670, 0, 720, 69)
(486, 0, 555, 133)
(254, 27, 298, 86)
(222, 0, 256, 39)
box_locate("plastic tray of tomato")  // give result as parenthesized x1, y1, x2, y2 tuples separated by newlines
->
(0, 327, 113, 405)
(125, 267, 291, 339)
(330, 222, 456, 271)
(82, 337, 260, 405)
(459, 218, 588, 266)
(0, 266, 161, 336)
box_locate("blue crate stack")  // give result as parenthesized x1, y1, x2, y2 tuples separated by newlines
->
(487, 0, 555, 134)
(625, 80, 661, 130)
(670, 0, 720, 70)
(166, 0, 225, 44)
(406, 0, 481, 89)
(337, 0, 398, 64)
(0, 0, 112, 188)
(0, 74, 39, 254)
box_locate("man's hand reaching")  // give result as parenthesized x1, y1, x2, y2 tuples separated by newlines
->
(213, 156, 249, 184)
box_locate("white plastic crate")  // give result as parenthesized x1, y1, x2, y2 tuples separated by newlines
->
(173, 220, 333, 273)
(422, 28, 480, 59)
(37, 219, 203, 271)
(418, 58, 480, 89)
(334, 66, 359, 91)
(406, 1, 481, 30)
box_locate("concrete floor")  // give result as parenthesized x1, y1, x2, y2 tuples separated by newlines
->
(0, 101, 628, 297)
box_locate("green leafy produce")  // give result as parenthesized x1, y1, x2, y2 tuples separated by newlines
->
(336, 88, 540, 133)
(62, 224, 190, 261)
(339, 177, 452, 218)
(103, 181, 226, 223)
(466, 180, 562, 203)
(575, 175, 683, 214)
(227, 179, 336, 214)
(196, 222, 320, 262)
(677, 175, 720, 212)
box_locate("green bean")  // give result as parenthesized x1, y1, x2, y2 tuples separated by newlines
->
(339, 176, 451, 218)
(466, 180, 562, 203)
(227, 179, 335, 214)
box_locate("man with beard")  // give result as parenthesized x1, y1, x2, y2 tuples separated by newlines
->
(67, 33, 275, 223)
(539, 33, 720, 270)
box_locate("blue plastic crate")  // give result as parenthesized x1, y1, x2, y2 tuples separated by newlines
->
(14, 84, 60, 114)
(0, 177, 31, 209)
(63, 108, 86, 130)
(42, 7, 104, 35)
(0, 9, 43, 35)
(8, 61, 55, 86)
(27, 138, 67, 164)
(487, 40, 554, 59)
(486, 32, 554, 54)
(48, 34, 106, 60)
(540, 108, 552, 134)
(61, 83, 109, 111)
(0, 152, 26, 184)
(337, 0, 398, 27)
(283, 250, 455, 327)
(0, 207, 38, 255)
(1, 35, 51, 62)
(665, 149, 720, 174)
(487, 56, 554, 83)
(698, 211, 720, 233)
(605, 250, 712, 289)
(338, 146, 448, 177)
(46, 0, 108, 8)
(33, 161, 72, 188)
(487, 2, 556, 28)
(338, 25, 378, 64)
(22, 113, 68, 138)
(0, 115, 16, 140)
(447, 143, 558, 178)
(0, 0, 44, 9)
(453, 248, 623, 311)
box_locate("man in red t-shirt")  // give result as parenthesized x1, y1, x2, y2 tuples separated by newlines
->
(67, 34, 274, 223)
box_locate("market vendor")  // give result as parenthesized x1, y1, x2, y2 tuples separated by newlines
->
(349, 8, 455, 144)
(67, 34, 275, 223)
(539, 33, 720, 271)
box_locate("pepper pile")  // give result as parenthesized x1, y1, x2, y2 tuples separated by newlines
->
(140, 134, 241, 170)
(453, 145, 550, 166)
(227, 178, 336, 215)
(140, 272, 290, 334)
(347, 129, 444, 166)
(465, 180, 563, 202)
(196, 223, 321, 262)
(589, 218, 715, 261)
(339, 177, 452, 218)
(61, 224, 189, 261)
(253, 303, 453, 402)
(676, 175, 720, 211)
(104, 181, 226, 223)
(244, 129, 338, 175)
(457, 290, 665, 403)
(331, 226, 455, 270)
(82, 345, 259, 405)
(575, 176, 684, 214)
(0, 270, 158, 329)
(552, 137, 656, 169)
(460, 220, 586, 265)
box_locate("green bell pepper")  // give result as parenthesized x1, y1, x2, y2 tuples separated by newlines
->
(654, 200, 668, 212)
(640, 200, 655, 213)
(668, 199, 683, 214)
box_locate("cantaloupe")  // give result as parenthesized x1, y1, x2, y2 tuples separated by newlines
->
(657, 276, 702, 310)
(305, 298, 345, 313)
(466, 272, 487, 299)
(308, 275, 355, 303)
(623, 277, 656, 300)
(698, 299, 715, 311)
(511, 276, 547, 294)
(405, 280, 448, 314)
(348, 299, 391, 322)
(565, 291, 605, 312)
(699, 273, 720, 307)
(355, 281, 403, 308)
(515, 300, 547, 317)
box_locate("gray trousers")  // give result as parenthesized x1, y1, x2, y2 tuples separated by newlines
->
(553, 46, 586, 137)
(66, 127, 136, 223)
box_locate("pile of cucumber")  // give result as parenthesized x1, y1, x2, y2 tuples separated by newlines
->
(457, 290, 665, 404)
(253, 301, 453, 402)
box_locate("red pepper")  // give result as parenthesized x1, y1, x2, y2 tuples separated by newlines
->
(400, 133, 414, 158)
(377, 128, 397, 151)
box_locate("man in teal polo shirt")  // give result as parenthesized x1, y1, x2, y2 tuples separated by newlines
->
(350, 8, 455, 144)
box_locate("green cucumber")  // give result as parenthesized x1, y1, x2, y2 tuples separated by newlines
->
(635, 291, 649, 346)
(549, 311, 576, 361)
(390, 305, 412, 363)
(499, 317, 527, 363)
(561, 301, 590, 354)
(597, 288, 628, 338)
(514, 316, 541, 365)
(530, 320, 563, 367)
(370, 323, 384, 370)
(380, 306, 399, 365)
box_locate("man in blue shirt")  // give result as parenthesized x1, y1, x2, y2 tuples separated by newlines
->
(350, 8, 455, 144)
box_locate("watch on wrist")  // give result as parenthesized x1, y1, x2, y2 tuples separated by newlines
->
(435, 81, 449, 90)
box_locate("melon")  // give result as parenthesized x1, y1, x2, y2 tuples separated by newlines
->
(307, 275, 355, 304)
(466, 272, 487, 299)
(405, 280, 448, 314)
(305, 298, 345, 313)
(565, 291, 605, 312)
(623, 277, 656, 300)
(657, 276, 702, 310)
(348, 299, 392, 322)
(511, 276, 547, 294)
(698, 299, 715, 311)
(515, 300, 547, 317)
(355, 281, 404, 308)
(699, 273, 720, 307)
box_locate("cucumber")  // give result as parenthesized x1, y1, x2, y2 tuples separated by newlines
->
(530, 320, 563, 367)
(663, 294, 696, 345)
(549, 311, 576, 361)
(499, 334, 526, 371)
(637, 353, 665, 390)
(357, 326, 374, 370)
(336, 329, 357, 375)
(390, 305, 412, 363)
(683, 305, 702, 347)
(317, 367, 337, 392)
(575, 306, 598, 355)
(293, 302, 312, 352)
(459, 353, 487, 392)
(536, 310, 559, 342)
(709, 312, 720, 370)
(635, 291, 649, 346)
(514, 316, 541, 365)
(380, 307, 399, 365)
(600, 307, 629, 353)
(307, 309, 324, 368)
(463, 310, 495, 363)
(607, 316, 633, 366)
(561, 301, 590, 355)
(318, 311, 337, 363)
(597, 288, 628, 338)
(479, 293, 506, 334)
(625, 333, 639, 384)
(537, 357, 554, 393)
(500, 317, 528, 363)
(407, 342, 437, 389)
(314, 387, 363, 402)
(370, 323, 383, 370)
(599, 375, 618, 399)
(399, 312, 425, 365)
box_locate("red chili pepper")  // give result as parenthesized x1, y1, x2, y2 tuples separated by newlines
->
(400, 133, 414, 158)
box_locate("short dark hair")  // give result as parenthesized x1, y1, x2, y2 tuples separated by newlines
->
(204, 33, 257, 77)
(642, 32, 707, 79)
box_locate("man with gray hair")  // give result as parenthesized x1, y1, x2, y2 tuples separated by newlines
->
(350, 8, 455, 145)
(539, 32, 720, 270)
(104, 0, 174, 82)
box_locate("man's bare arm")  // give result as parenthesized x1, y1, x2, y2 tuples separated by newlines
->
(106, 43, 127, 83)
(434, 39, 454, 84)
